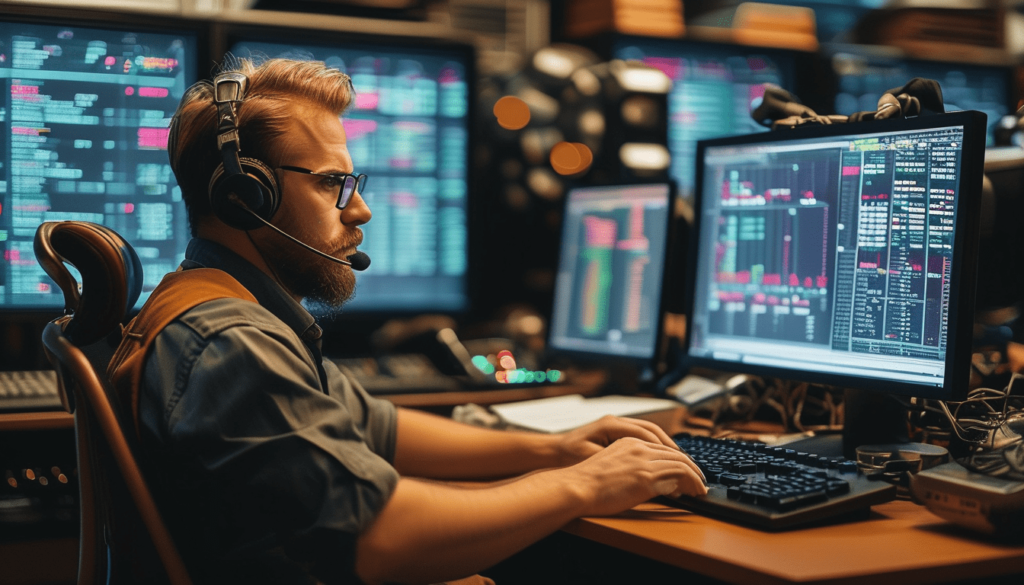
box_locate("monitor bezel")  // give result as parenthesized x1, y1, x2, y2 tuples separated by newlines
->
(681, 111, 988, 401)
(216, 23, 478, 320)
(0, 6, 210, 315)
(545, 181, 679, 374)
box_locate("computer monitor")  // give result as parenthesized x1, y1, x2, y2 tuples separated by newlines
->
(828, 50, 1012, 146)
(0, 11, 203, 311)
(547, 183, 675, 380)
(683, 111, 987, 401)
(225, 29, 474, 315)
(611, 37, 798, 200)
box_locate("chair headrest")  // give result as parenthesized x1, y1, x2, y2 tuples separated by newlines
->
(34, 221, 143, 346)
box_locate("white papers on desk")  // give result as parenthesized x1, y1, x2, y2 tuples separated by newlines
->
(490, 394, 680, 434)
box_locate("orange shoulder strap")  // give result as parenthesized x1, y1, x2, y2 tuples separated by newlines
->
(107, 268, 257, 437)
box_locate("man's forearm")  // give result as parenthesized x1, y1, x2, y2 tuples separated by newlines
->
(365, 430, 708, 585)
(393, 407, 563, 479)
(356, 472, 586, 585)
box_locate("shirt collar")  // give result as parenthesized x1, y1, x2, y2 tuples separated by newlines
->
(180, 238, 322, 342)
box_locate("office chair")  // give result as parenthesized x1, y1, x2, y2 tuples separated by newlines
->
(34, 221, 193, 585)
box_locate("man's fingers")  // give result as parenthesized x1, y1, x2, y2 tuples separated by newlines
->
(627, 418, 678, 449)
(649, 458, 708, 497)
(601, 416, 678, 449)
(638, 441, 707, 486)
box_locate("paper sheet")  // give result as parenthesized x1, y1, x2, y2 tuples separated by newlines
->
(490, 394, 680, 433)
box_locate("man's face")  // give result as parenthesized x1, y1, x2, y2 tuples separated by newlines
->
(255, 101, 371, 307)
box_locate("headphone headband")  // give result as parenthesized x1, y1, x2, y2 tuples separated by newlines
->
(206, 71, 280, 230)
(213, 72, 247, 160)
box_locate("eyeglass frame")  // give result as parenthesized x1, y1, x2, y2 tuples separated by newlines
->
(277, 165, 367, 210)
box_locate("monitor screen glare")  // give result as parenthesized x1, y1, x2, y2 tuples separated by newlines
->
(229, 39, 471, 314)
(548, 183, 673, 361)
(686, 112, 986, 399)
(0, 18, 197, 310)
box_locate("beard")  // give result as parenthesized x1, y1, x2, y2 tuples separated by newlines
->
(258, 226, 359, 308)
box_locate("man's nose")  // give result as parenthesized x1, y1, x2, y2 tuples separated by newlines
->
(342, 191, 371, 226)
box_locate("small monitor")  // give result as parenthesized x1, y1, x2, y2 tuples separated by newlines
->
(683, 111, 987, 401)
(0, 13, 201, 311)
(612, 37, 798, 200)
(548, 183, 675, 373)
(226, 31, 473, 315)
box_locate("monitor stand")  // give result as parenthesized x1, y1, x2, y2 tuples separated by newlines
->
(840, 388, 912, 459)
(782, 388, 912, 460)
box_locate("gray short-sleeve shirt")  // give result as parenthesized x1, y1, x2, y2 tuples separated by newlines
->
(138, 238, 399, 584)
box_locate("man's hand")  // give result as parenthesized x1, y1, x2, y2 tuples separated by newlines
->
(568, 436, 708, 517)
(555, 414, 680, 466)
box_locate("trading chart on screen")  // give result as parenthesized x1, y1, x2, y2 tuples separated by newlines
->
(689, 122, 968, 386)
(549, 183, 672, 359)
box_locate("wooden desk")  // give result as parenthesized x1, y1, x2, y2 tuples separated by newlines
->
(564, 500, 1024, 584)
(0, 410, 73, 431)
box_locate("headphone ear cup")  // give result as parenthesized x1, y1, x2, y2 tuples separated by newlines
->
(209, 157, 281, 231)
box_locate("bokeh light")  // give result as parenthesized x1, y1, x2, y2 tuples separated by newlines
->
(497, 349, 517, 370)
(550, 141, 593, 175)
(494, 96, 531, 130)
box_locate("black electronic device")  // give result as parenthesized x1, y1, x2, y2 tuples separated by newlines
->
(203, 71, 282, 232)
(610, 36, 800, 201)
(825, 47, 1013, 147)
(546, 183, 676, 389)
(333, 325, 564, 394)
(332, 353, 460, 395)
(682, 111, 988, 402)
(221, 26, 475, 316)
(1, 427, 78, 541)
(670, 433, 896, 530)
(0, 8, 206, 312)
(0, 370, 62, 413)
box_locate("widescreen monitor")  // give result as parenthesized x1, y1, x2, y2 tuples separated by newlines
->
(226, 31, 473, 315)
(612, 37, 797, 200)
(683, 111, 987, 401)
(829, 51, 1012, 146)
(0, 13, 200, 311)
(548, 183, 674, 374)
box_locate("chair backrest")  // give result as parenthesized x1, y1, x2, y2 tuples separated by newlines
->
(35, 221, 192, 585)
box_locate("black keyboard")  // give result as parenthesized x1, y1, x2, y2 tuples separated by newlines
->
(0, 370, 63, 413)
(668, 433, 897, 530)
(334, 355, 462, 394)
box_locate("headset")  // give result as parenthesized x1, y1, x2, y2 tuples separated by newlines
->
(207, 72, 281, 232)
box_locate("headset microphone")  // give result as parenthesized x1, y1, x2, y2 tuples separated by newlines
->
(229, 193, 371, 271)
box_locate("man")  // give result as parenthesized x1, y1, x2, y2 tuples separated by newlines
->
(134, 57, 705, 584)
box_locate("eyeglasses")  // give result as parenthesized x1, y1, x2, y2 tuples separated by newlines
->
(278, 165, 367, 210)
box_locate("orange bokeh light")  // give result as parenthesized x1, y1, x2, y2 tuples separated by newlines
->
(550, 142, 593, 175)
(493, 96, 531, 130)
